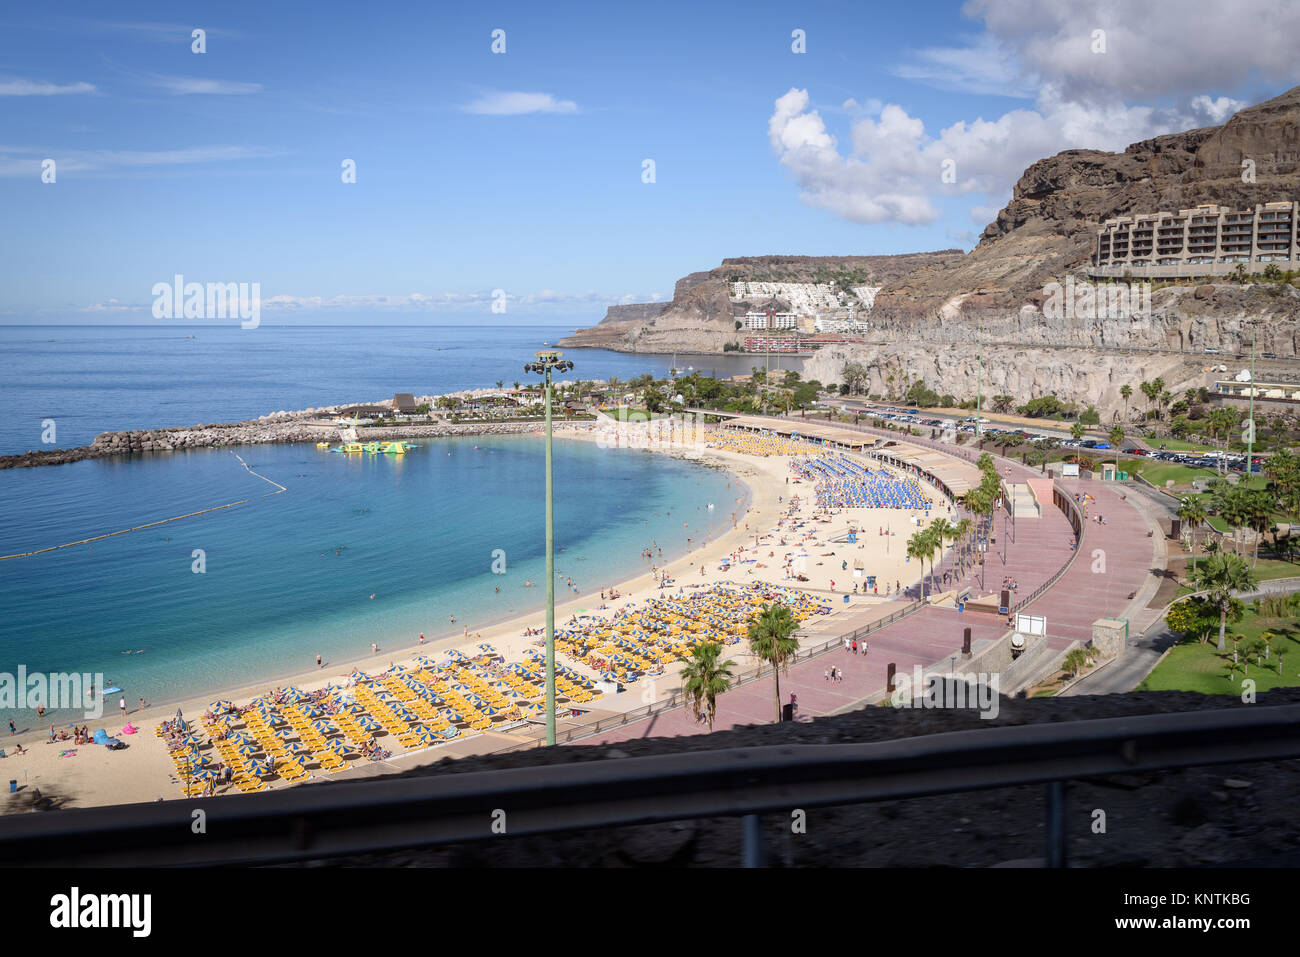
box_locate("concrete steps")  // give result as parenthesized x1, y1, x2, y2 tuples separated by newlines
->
(1007, 483, 1040, 519)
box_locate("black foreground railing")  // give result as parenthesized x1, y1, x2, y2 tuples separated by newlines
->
(2, 703, 1297, 868)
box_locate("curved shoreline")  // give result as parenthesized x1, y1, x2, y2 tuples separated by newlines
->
(7, 428, 760, 732)
(2, 429, 950, 810)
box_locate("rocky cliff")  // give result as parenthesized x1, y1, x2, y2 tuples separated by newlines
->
(870, 84, 1300, 325)
(812, 87, 1300, 416)
(557, 251, 963, 353)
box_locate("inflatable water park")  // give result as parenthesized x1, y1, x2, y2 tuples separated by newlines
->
(316, 441, 416, 455)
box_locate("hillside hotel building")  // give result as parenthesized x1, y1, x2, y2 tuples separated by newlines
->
(1091, 201, 1299, 278)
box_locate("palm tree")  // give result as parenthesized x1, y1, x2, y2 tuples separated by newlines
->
(679, 641, 736, 732)
(907, 529, 931, 601)
(1191, 553, 1258, 651)
(952, 517, 974, 577)
(495, 379, 504, 390)
(1108, 425, 1125, 449)
(925, 525, 946, 594)
(1159, 390, 1172, 419)
(1243, 488, 1274, 567)
(1070, 421, 1086, 442)
(747, 603, 801, 723)
(1120, 384, 1132, 421)
(1177, 496, 1207, 579)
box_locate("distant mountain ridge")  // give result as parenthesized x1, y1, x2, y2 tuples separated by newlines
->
(558, 251, 962, 353)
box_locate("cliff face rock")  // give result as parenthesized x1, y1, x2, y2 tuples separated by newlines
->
(804, 342, 1212, 422)
(805, 282, 1300, 418)
(558, 251, 963, 353)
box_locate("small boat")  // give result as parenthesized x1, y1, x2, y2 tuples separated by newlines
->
(316, 442, 332, 450)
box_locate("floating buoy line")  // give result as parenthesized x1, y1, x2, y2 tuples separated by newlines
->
(0, 451, 286, 561)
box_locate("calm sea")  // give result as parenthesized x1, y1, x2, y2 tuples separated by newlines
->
(0, 323, 756, 726)
(0, 323, 760, 455)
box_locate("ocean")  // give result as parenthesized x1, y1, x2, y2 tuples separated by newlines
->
(0, 323, 755, 724)
(0, 323, 762, 455)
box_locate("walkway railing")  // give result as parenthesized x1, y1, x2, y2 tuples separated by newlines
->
(1011, 482, 1087, 615)
(6, 703, 1298, 867)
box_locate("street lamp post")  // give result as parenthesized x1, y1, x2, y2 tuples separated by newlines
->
(524, 349, 574, 746)
(1246, 325, 1256, 479)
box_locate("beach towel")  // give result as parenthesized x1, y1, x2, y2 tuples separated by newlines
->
(59, 749, 77, 758)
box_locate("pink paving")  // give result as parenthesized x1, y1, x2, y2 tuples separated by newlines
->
(579, 444, 1159, 746)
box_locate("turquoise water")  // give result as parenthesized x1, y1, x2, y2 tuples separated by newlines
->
(0, 435, 745, 724)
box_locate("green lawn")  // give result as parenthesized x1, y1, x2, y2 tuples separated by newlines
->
(1175, 555, 1300, 597)
(1138, 605, 1300, 694)
(1132, 461, 1219, 487)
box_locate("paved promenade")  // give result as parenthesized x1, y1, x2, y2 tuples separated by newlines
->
(581, 437, 1162, 745)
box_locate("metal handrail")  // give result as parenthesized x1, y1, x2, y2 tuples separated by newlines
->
(1011, 482, 1087, 614)
(6, 702, 1299, 867)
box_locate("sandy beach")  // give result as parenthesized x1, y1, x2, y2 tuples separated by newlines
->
(2, 420, 956, 811)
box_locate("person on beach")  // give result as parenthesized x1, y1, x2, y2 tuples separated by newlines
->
(8, 720, 15, 736)
(119, 697, 127, 719)
(316, 653, 322, 668)
(419, 633, 425, 644)
(139, 698, 148, 710)
(370, 642, 378, 654)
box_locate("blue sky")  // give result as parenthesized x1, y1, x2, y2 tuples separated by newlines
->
(3, 0, 1297, 323)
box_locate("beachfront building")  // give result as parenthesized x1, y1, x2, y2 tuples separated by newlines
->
(744, 311, 799, 330)
(1211, 377, 1300, 401)
(1090, 202, 1300, 278)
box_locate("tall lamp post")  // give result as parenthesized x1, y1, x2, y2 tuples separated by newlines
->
(524, 349, 574, 746)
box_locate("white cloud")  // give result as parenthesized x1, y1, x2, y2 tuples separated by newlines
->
(0, 78, 96, 96)
(893, 32, 1035, 98)
(1189, 95, 1248, 124)
(259, 289, 657, 312)
(149, 75, 261, 95)
(768, 87, 1211, 225)
(963, 0, 1300, 104)
(0, 145, 280, 177)
(460, 91, 578, 115)
(769, 0, 1300, 228)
